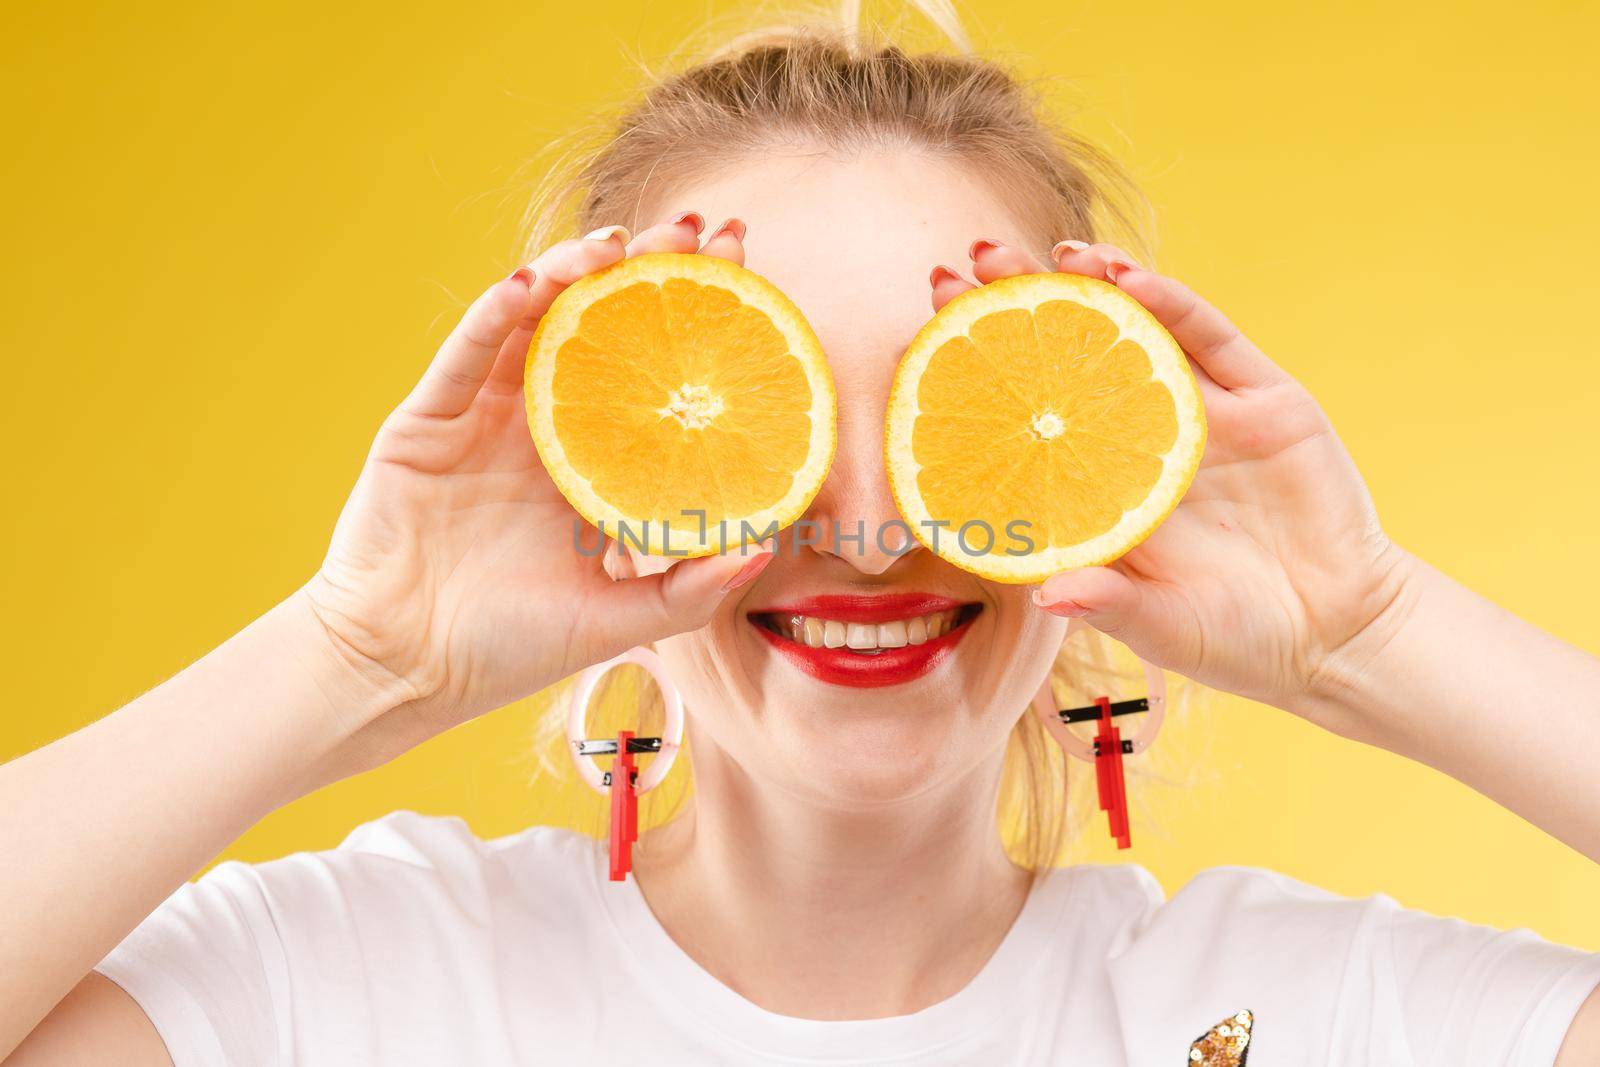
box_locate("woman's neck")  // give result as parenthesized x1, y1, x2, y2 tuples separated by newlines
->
(630, 731, 1033, 1021)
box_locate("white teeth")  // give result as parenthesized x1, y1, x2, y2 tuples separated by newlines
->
(773, 609, 964, 650)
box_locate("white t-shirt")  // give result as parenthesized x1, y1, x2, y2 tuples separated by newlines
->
(94, 810, 1600, 1066)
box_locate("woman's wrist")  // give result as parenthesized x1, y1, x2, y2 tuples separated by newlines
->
(1288, 542, 1600, 862)
(1290, 541, 1431, 745)
(277, 580, 414, 719)
(256, 583, 411, 791)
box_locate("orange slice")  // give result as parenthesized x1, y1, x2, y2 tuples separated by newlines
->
(525, 252, 836, 557)
(885, 271, 1206, 583)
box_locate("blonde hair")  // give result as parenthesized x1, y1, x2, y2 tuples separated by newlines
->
(520, 0, 1203, 874)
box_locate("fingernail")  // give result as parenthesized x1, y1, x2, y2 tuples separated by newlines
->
(968, 237, 1001, 259)
(1032, 589, 1090, 617)
(720, 550, 774, 593)
(582, 224, 630, 246)
(670, 211, 705, 234)
(1105, 260, 1136, 284)
(930, 264, 962, 287)
(708, 217, 746, 242)
(506, 266, 535, 288)
(1051, 239, 1090, 260)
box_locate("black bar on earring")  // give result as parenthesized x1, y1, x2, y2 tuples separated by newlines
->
(575, 737, 665, 756)
(1057, 698, 1149, 725)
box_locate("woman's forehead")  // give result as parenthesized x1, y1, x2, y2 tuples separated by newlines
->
(657, 147, 1028, 357)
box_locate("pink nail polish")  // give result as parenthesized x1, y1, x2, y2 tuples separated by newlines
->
(1105, 260, 1136, 284)
(1037, 598, 1091, 618)
(968, 238, 1001, 259)
(720, 551, 774, 593)
(506, 266, 535, 288)
(930, 264, 961, 287)
(671, 211, 706, 234)
(709, 217, 746, 242)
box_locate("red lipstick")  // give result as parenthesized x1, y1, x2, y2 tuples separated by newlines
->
(746, 594, 979, 688)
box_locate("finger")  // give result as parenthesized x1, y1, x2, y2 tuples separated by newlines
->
(401, 269, 535, 418)
(1108, 268, 1287, 391)
(602, 537, 639, 582)
(481, 216, 714, 396)
(625, 211, 705, 256)
(582, 540, 777, 652)
(929, 264, 975, 313)
(1185, 351, 1231, 412)
(525, 227, 631, 318)
(1049, 239, 1144, 283)
(1031, 566, 1197, 668)
(700, 217, 747, 265)
(482, 224, 638, 394)
(968, 238, 1049, 284)
(484, 318, 536, 393)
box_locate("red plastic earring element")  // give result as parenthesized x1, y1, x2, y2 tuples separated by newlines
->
(608, 729, 641, 880)
(1091, 697, 1132, 849)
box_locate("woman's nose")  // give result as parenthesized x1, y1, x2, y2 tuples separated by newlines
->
(797, 401, 918, 575)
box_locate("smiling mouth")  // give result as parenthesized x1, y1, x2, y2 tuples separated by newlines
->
(745, 595, 982, 687)
(749, 604, 982, 654)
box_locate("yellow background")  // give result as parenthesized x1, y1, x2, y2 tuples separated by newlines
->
(4, 0, 1598, 952)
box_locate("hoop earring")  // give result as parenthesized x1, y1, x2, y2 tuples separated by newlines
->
(1030, 618, 1167, 850)
(567, 647, 685, 882)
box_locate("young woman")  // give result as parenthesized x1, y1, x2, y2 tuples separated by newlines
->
(5, 6, 1598, 1065)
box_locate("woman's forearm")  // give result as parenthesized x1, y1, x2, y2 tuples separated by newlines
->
(0, 586, 396, 1058)
(1297, 547, 1600, 864)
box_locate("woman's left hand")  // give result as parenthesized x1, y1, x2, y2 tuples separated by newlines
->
(932, 240, 1415, 717)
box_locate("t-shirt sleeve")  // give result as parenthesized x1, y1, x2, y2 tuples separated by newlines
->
(94, 859, 287, 1067)
(1108, 865, 1600, 1065)
(1384, 895, 1600, 1065)
(90, 810, 509, 1067)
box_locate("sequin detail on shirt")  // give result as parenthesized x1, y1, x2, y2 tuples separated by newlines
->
(1187, 1009, 1253, 1064)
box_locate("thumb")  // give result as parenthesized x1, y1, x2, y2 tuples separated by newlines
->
(582, 541, 775, 654)
(1032, 565, 1189, 667)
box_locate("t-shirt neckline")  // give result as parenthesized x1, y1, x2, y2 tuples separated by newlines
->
(588, 837, 1084, 1060)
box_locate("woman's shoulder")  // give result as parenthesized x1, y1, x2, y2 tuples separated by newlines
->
(1042, 860, 1390, 957)
(1157, 863, 1399, 918)
(1102, 862, 1600, 1063)
(331, 808, 596, 870)
(204, 810, 605, 921)
(95, 812, 618, 1063)
(1044, 859, 1371, 922)
(1122, 862, 1426, 955)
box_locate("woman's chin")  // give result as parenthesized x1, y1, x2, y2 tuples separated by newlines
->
(667, 605, 1029, 805)
(755, 685, 1000, 804)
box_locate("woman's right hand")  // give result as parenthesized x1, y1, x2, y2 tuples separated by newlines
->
(296, 211, 772, 768)
(5, 218, 781, 1059)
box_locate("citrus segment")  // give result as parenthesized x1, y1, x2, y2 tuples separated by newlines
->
(527, 253, 835, 557)
(886, 271, 1205, 582)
